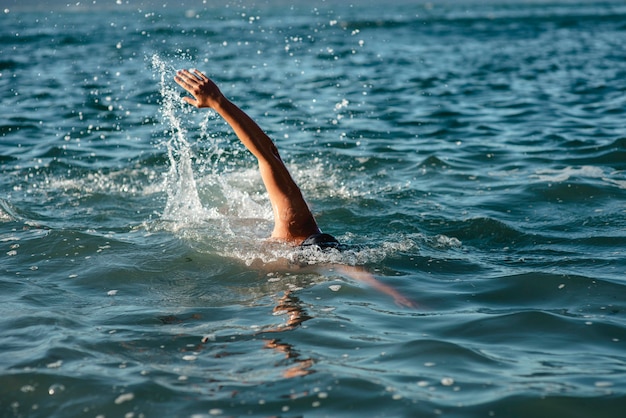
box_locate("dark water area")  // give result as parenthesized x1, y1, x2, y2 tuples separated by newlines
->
(1, 1, 625, 417)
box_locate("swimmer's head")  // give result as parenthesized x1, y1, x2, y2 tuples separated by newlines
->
(300, 233, 340, 250)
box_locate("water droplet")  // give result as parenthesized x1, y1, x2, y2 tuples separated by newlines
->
(46, 360, 63, 369)
(114, 392, 134, 404)
(48, 384, 65, 395)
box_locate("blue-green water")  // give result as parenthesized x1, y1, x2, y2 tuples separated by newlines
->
(1, 1, 626, 417)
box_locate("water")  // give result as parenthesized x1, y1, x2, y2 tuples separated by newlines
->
(1, 0, 626, 416)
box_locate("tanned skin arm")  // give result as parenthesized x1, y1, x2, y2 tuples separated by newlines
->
(174, 69, 320, 244)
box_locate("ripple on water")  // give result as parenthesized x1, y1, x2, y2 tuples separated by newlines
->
(1, 2, 626, 417)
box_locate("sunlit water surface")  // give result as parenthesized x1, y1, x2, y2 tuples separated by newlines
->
(1, 1, 625, 417)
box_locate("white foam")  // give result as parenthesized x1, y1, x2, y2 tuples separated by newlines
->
(114, 392, 135, 404)
(533, 165, 604, 182)
(532, 166, 626, 189)
(0, 199, 16, 222)
(41, 168, 161, 197)
(0, 208, 11, 222)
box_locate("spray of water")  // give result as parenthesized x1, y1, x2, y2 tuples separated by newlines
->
(151, 54, 219, 224)
(149, 54, 273, 254)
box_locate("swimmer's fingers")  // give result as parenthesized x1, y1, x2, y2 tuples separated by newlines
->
(181, 96, 200, 107)
(174, 71, 193, 91)
(395, 295, 418, 309)
(192, 68, 209, 81)
(174, 75, 200, 107)
(175, 70, 200, 89)
(174, 69, 222, 108)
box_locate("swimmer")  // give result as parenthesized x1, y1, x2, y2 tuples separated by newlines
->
(174, 69, 415, 308)
(175, 68, 334, 247)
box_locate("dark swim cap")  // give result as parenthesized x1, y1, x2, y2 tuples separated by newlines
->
(300, 233, 340, 250)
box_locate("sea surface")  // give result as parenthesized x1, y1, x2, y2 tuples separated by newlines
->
(1, 0, 626, 417)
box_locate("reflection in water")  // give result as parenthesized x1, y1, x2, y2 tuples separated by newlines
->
(261, 291, 315, 378)
(159, 291, 315, 378)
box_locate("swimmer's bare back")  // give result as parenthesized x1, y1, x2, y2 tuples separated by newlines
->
(174, 69, 321, 244)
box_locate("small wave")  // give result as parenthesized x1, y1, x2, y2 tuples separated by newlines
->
(531, 166, 626, 193)
(470, 272, 604, 309)
(441, 217, 526, 247)
(533, 166, 605, 183)
(335, 17, 415, 31)
(417, 155, 451, 170)
(389, 338, 506, 369)
(0, 59, 22, 71)
(542, 136, 626, 171)
(27, 164, 163, 198)
(0, 198, 35, 224)
(0, 154, 18, 164)
(0, 199, 16, 222)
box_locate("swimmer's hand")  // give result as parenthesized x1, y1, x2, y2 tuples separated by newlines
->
(174, 69, 225, 109)
(391, 293, 419, 309)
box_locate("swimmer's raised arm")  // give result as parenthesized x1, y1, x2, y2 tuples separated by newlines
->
(174, 69, 281, 165)
(174, 69, 321, 244)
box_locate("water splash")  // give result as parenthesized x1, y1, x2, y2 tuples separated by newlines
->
(149, 55, 271, 247)
(147, 55, 418, 266)
(151, 54, 218, 224)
